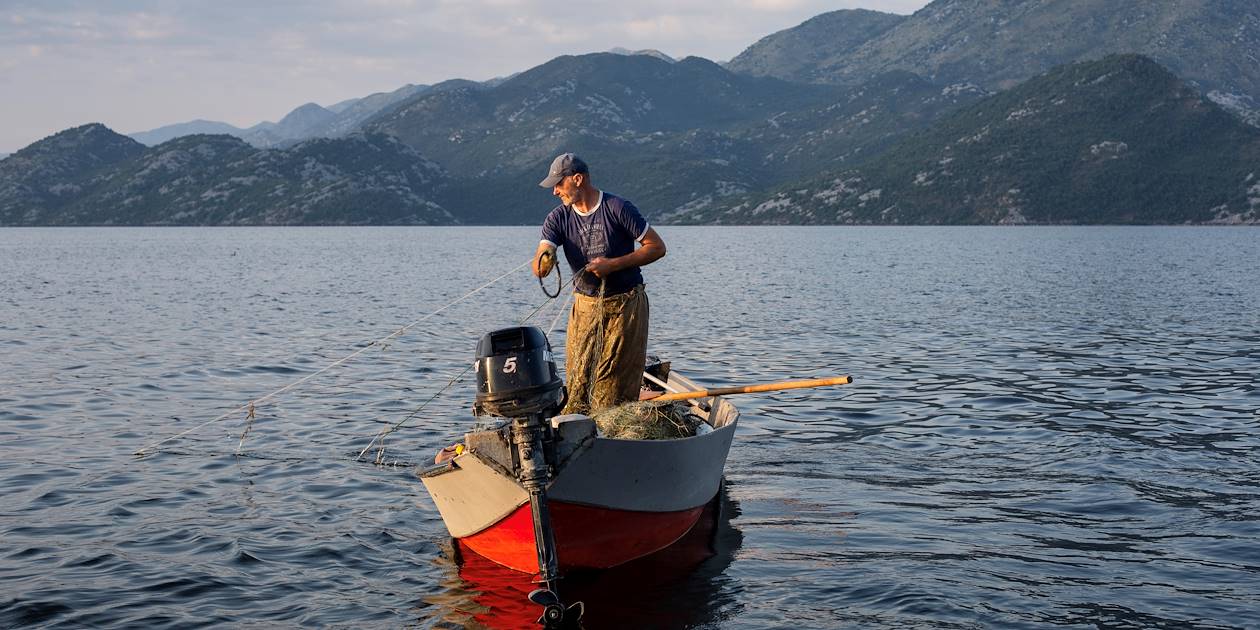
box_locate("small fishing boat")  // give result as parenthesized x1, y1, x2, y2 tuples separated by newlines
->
(417, 325, 847, 625)
(419, 355, 738, 575)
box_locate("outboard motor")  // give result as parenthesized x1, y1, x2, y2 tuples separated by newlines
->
(472, 326, 579, 627)
(473, 326, 565, 418)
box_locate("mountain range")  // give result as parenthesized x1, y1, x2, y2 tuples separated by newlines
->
(126, 50, 679, 150)
(1, 126, 451, 225)
(4, 0, 1259, 226)
(687, 55, 1260, 225)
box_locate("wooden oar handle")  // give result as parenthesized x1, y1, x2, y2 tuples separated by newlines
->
(653, 375, 852, 402)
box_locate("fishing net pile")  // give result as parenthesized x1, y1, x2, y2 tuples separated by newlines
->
(591, 401, 703, 440)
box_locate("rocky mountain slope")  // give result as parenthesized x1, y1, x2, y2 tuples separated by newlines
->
(649, 70, 989, 220)
(1, 125, 453, 226)
(729, 0, 1260, 124)
(364, 53, 848, 222)
(726, 9, 907, 82)
(683, 56, 1260, 225)
(369, 53, 839, 172)
(0, 124, 147, 224)
(364, 53, 989, 223)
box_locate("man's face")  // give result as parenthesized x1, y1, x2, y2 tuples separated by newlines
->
(552, 174, 580, 205)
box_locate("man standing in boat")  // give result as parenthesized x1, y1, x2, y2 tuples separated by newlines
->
(531, 153, 667, 416)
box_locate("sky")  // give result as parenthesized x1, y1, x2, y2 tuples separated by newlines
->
(1, 0, 931, 153)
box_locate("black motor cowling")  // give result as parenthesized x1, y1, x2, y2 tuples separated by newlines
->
(474, 326, 564, 418)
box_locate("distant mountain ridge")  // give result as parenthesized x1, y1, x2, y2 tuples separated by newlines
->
(2, 124, 452, 225)
(8, 53, 1258, 225)
(680, 56, 1260, 225)
(128, 84, 430, 148)
(608, 47, 676, 63)
(729, 0, 1260, 124)
(129, 50, 677, 150)
(129, 120, 245, 146)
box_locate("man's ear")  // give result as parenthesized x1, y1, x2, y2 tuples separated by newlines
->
(572, 173, 584, 187)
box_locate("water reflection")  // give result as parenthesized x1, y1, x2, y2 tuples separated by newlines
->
(427, 484, 743, 629)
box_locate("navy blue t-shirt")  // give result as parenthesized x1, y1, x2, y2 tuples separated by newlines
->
(541, 192, 650, 297)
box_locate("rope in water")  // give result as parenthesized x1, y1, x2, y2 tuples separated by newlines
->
(135, 258, 536, 457)
(357, 264, 582, 464)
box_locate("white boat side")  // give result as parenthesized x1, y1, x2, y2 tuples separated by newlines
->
(419, 367, 740, 538)
(421, 449, 529, 538)
(547, 395, 737, 512)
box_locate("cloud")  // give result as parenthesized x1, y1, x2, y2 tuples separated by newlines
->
(739, 0, 810, 9)
(124, 12, 180, 41)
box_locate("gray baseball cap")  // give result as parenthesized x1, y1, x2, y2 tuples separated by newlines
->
(539, 153, 589, 187)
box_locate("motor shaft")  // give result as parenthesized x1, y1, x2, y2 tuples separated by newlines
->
(511, 414, 572, 627)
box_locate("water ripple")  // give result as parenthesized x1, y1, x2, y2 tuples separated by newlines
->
(2, 226, 1259, 628)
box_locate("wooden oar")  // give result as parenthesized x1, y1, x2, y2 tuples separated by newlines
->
(650, 375, 852, 402)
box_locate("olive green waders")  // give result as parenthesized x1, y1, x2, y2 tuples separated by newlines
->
(562, 284, 649, 416)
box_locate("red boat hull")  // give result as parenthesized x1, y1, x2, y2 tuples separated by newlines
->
(460, 500, 706, 574)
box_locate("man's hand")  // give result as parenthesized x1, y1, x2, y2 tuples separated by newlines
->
(537, 252, 555, 277)
(585, 256, 618, 278)
(584, 228, 667, 278)
(532, 243, 556, 278)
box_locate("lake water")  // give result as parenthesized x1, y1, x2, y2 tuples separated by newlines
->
(2, 226, 1258, 629)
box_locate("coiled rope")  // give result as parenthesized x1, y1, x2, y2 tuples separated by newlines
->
(538, 250, 562, 299)
(135, 258, 537, 457)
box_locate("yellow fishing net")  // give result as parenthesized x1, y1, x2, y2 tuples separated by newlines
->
(590, 401, 703, 440)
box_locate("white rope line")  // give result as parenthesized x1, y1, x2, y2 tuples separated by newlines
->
(547, 289, 574, 337)
(134, 257, 534, 457)
(356, 272, 580, 464)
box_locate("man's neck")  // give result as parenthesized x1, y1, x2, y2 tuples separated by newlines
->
(572, 187, 601, 214)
